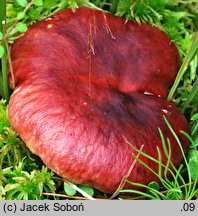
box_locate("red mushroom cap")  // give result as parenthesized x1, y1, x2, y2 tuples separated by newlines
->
(8, 8, 189, 194)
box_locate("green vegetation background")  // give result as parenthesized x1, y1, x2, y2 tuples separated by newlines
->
(0, 0, 197, 200)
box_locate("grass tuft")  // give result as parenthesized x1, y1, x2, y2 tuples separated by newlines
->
(121, 117, 198, 200)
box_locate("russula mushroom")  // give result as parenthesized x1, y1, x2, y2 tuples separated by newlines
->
(8, 8, 189, 194)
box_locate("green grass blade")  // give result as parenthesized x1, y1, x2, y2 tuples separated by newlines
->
(157, 146, 162, 179)
(163, 116, 192, 198)
(120, 189, 156, 199)
(158, 129, 180, 186)
(122, 181, 166, 199)
(182, 78, 198, 112)
(158, 128, 172, 181)
(110, 0, 119, 13)
(128, 140, 180, 187)
(158, 128, 187, 191)
(129, 145, 173, 190)
(128, 120, 194, 199)
(180, 130, 196, 148)
(167, 31, 198, 101)
(0, 0, 9, 101)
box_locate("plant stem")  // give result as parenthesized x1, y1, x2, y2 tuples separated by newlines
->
(0, 0, 35, 47)
(0, 0, 9, 102)
(167, 31, 198, 101)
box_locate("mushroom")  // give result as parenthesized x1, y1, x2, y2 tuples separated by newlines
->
(8, 8, 189, 194)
